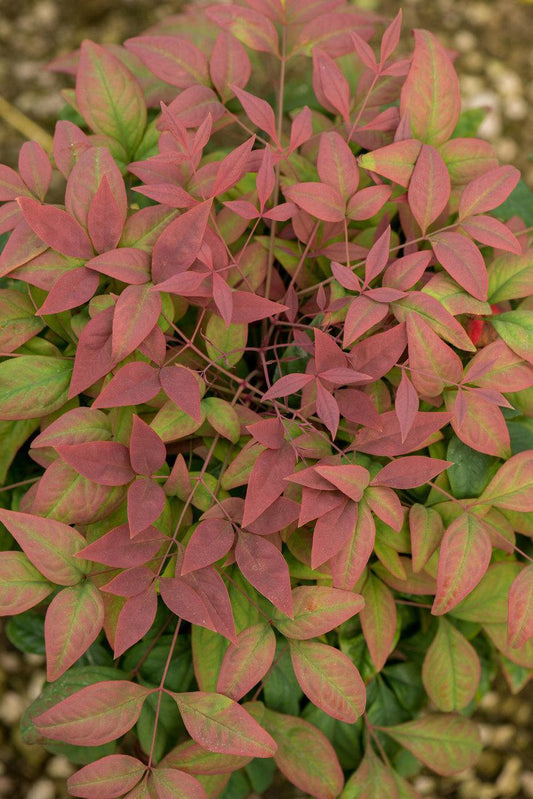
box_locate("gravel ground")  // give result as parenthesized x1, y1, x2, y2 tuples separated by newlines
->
(1, 1, 533, 797)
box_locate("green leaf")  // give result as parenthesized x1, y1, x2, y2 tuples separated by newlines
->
(507, 417, 533, 454)
(136, 691, 184, 763)
(205, 316, 247, 368)
(124, 634, 194, 694)
(379, 714, 482, 776)
(491, 178, 533, 227)
(76, 41, 146, 156)
(263, 644, 302, 716)
(5, 609, 45, 654)
(452, 107, 486, 138)
(0, 356, 73, 420)
(490, 310, 533, 364)
(451, 561, 522, 623)
(383, 662, 426, 715)
(341, 745, 399, 799)
(446, 436, 499, 499)
(244, 757, 276, 793)
(488, 250, 533, 303)
(422, 618, 481, 711)
(203, 397, 241, 443)
(0, 288, 44, 351)
(191, 626, 228, 692)
(150, 400, 205, 443)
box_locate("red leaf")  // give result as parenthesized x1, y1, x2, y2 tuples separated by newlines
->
(317, 132, 359, 201)
(290, 639, 365, 723)
(112, 284, 162, 362)
(358, 139, 422, 187)
(400, 29, 460, 145)
(313, 463, 370, 502)
(407, 314, 463, 397)
(395, 372, 419, 442)
(432, 514, 492, 615)
(34, 681, 151, 746)
(235, 531, 293, 616)
(383, 251, 432, 291)
(355, 410, 452, 456)
(67, 755, 146, 799)
(151, 201, 212, 284)
(57, 441, 134, 486)
(431, 232, 488, 301)
(206, 5, 279, 55)
(312, 499, 358, 569)
(242, 444, 295, 527)
(94, 363, 161, 408)
(343, 296, 389, 347)
(171, 692, 277, 757)
(232, 86, 279, 143)
(45, 582, 104, 681)
(273, 586, 364, 639)
(459, 165, 521, 219)
(380, 9, 403, 63)
(508, 565, 533, 648)
(159, 366, 202, 423)
(52, 121, 91, 180)
(124, 35, 209, 89)
(217, 623, 276, 701)
(360, 573, 397, 671)
(315, 380, 340, 438)
(18, 141, 52, 201)
(289, 107, 313, 153)
(68, 307, 116, 398)
(149, 768, 206, 799)
(210, 33, 251, 102)
(365, 486, 404, 531)
(408, 145, 450, 234)
(371, 456, 451, 489)
(312, 48, 350, 123)
(127, 478, 166, 536)
(230, 291, 288, 323)
(350, 30, 377, 71)
(77, 524, 164, 569)
(38, 267, 99, 314)
(18, 197, 93, 258)
(88, 176, 125, 254)
(0, 509, 86, 585)
(182, 519, 235, 574)
(330, 501, 375, 590)
(212, 138, 255, 197)
(284, 181, 345, 223)
(160, 566, 236, 643)
(113, 586, 158, 658)
(101, 566, 154, 598)
(129, 415, 166, 476)
(0, 163, 32, 201)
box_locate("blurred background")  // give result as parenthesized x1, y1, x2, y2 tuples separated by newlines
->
(0, 1, 533, 797)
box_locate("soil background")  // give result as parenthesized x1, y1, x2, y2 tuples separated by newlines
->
(0, 1, 533, 797)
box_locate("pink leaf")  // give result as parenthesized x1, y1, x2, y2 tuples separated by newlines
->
(217, 623, 276, 701)
(232, 86, 279, 143)
(343, 296, 389, 347)
(289, 107, 313, 152)
(347, 185, 392, 221)
(371, 456, 451, 489)
(88, 176, 125, 254)
(127, 478, 166, 536)
(317, 132, 359, 201)
(18, 197, 93, 258)
(38, 267, 99, 314)
(149, 768, 206, 799)
(284, 181, 345, 223)
(432, 514, 492, 615)
(380, 10, 403, 64)
(212, 138, 255, 197)
(210, 33, 251, 101)
(171, 692, 277, 757)
(67, 755, 146, 799)
(312, 499, 358, 568)
(314, 464, 370, 502)
(124, 36, 209, 89)
(206, 5, 279, 55)
(235, 531, 293, 615)
(182, 519, 235, 574)
(330, 501, 375, 589)
(159, 366, 202, 423)
(230, 291, 287, 323)
(0, 552, 54, 615)
(273, 586, 364, 639)
(461, 215, 522, 254)
(312, 48, 350, 123)
(290, 639, 365, 723)
(350, 30, 377, 71)
(18, 141, 52, 201)
(408, 145, 450, 234)
(45, 582, 104, 681)
(34, 681, 151, 746)
(315, 380, 340, 438)
(459, 165, 521, 219)
(57, 441, 134, 486)
(77, 524, 164, 569)
(508, 565, 533, 648)
(113, 586, 158, 658)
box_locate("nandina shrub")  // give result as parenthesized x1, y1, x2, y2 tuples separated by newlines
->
(1, 1, 533, 796)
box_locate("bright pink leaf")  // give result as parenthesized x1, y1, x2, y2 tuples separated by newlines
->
(18, 197, 93, 258)
(459, 165, 521, 219)
(284, 181, 345, 223)
(431, 231, 488, 301)
(67, 755, 146, 799)
(312, 48, 350, 123)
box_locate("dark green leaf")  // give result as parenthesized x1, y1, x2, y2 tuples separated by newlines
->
(446, 436, 499, 499)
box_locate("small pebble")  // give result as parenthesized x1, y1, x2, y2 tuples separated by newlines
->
(458, 778, 483, 799)
(46, 755, 75, 779)
(478, 785, 499, 799)
(495, 138, 519, 162)
(521, 772, 533, 799)
(0, 653, 22, 674)
(0, 692, 26, 725)
(480, 691, 500, 711)
(492, 724, 516, 749)
(413, 775, 437, 795)
(514, 703, 532, 726)
(26, 778, 56, 799)
(478, 723, 496, 746)
(476, 749, 502, 780)
(515, 730, 531, 750)
(27, 673, 46, 703)
(504, 96, 528, 121)
(496, 756, 522, 797)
